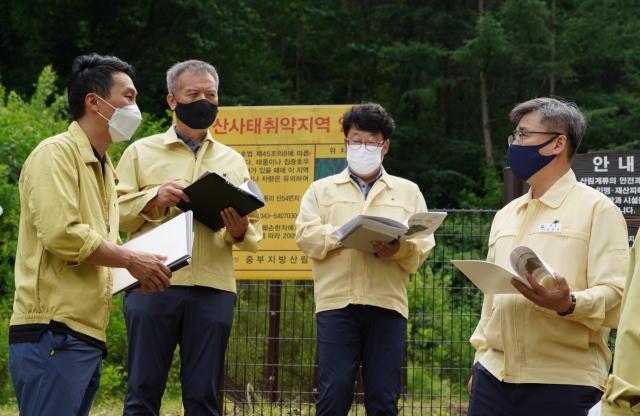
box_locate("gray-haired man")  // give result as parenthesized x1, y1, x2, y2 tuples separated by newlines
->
(467, 97, 628, 416)
(115, 60, 262, 415)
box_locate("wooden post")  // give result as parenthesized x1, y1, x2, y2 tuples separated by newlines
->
(267, 280, 282, 403)
(401, 343, 408, 398)
(503, 167, 524, 206)
(550, 0, 556, 95)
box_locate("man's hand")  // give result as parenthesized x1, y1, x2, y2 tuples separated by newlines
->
(371, 240, 400, 258)
(511, 271, 572, 313)
(221, 207, 250, 242)
(467, 376, 473, 394)
(142, 181, 190, 213)
(126, 251, 172, 293)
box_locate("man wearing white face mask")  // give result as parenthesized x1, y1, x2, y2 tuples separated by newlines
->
(94, 93, 143, 143)
(9, 53, 171, 416)
(296, 103, 435, 416)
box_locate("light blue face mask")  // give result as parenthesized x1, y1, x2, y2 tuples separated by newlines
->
(507, 135, 559, 181)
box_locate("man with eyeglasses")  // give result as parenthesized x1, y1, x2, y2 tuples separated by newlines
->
(295, 103, 435, 416)
(467, 97, 628, 416)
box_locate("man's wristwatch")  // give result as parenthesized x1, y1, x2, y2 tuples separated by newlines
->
(558, 293, 576, 316)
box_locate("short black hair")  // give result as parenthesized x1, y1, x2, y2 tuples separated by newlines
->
(68, 53, 134, 120)
(342, 102, 396, 140)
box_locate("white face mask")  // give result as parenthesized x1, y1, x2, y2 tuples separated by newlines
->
(346, 142, 384, 175)
(95, 95, 142, 142)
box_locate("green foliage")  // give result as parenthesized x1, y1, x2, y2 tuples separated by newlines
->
(403, 211, 493, 408)
(0, 299, 16, 404)
(4, 0, 640, 208)
(460, 166, 503, 210)
(0, 66, 69, 296)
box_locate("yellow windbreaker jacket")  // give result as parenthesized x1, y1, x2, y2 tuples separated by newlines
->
(471, 170, 628, 391)
(11, 122, 120, 341)
(115, 126, 262, 293)
(295, 168, 435, 318)
(601, 233, 640, 415)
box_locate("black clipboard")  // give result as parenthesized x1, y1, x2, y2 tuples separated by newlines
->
(176, 172, 265, 231)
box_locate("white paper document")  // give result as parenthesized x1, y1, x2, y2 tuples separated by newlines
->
(331, 212, 447, 254)
(587, 401, 601, 416)
(451, 246, 559, 295)
(112, 211, 194, 295)
(238, 180, 266, 204)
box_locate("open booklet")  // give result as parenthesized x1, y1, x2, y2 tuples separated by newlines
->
(112, 211, 194, 296)
(331, 212, 447, 254)
(451, 245, 560, 294)
(176, 171, 266, 232)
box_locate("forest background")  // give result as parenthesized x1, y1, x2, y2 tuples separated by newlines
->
(0, 0, 639, 411)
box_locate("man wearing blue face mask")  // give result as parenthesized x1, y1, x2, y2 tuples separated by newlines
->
(467, 97, 629, 416)
(296, 103, 435, 416)
(115, 60, 262, 416)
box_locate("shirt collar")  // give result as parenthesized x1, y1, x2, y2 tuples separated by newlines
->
(333, 166, 394, 189)
(174, 125, 200, 148)
(90, 144, 106, 165)
(515, 169, 577, 211)
(348, 167, 382, 185)
(164, 125, 214, 146)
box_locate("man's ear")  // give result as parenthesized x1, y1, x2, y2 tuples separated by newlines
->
(167, 93, 177, 111)
(382, 139, 390, 156)
(85, 93, 100, 114)
(553, 135, 567, 156)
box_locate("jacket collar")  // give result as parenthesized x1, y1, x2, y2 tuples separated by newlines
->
(67, 121, 119, 184)
(515, 169, 577, 211)
(68, 121, 97, 164)
(333, 166, 394, 189)
(164, 125, 215, 146)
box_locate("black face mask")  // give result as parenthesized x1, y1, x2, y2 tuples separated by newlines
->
(173, 96, 218, 130)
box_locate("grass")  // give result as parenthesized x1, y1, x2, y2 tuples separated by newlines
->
(0, 397, 184, 416)
(0, 394, 468, 416)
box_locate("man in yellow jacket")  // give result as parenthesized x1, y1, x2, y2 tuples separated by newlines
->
(115, 60, 262, 416)
(601, 235, 640, 415)
(295, 103, 435, 415)
(9, 53, 171, 416)
(468, 97, 629, 416)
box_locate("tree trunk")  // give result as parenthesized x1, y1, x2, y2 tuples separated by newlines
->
(550, 0, 556, 95)
(125, 0, 159, 63)
(295, 9, 303, 102)
(480, 71, 494, 166)
(479, 0, 494, 166)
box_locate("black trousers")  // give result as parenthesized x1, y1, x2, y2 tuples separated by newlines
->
(468, 362, 603, 416)
(122, 286, 236, 416)
(315, 304, 407, 416)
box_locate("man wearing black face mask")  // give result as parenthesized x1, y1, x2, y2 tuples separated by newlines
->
(115, 60, 262, 416)
(467, 97, 628, 416)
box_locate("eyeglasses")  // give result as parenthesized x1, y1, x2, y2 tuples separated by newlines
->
(508, 130, 562, 146)
(346, 139, 386, 151)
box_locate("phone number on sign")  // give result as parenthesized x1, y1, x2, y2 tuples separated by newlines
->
(260, 213, 299, 220)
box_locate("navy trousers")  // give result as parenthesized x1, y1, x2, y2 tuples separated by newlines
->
(123, 286, 236, 416)
(315, 305, 407, 416)
(468, 362, 603, 416)
(9, 331, 102, 416)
